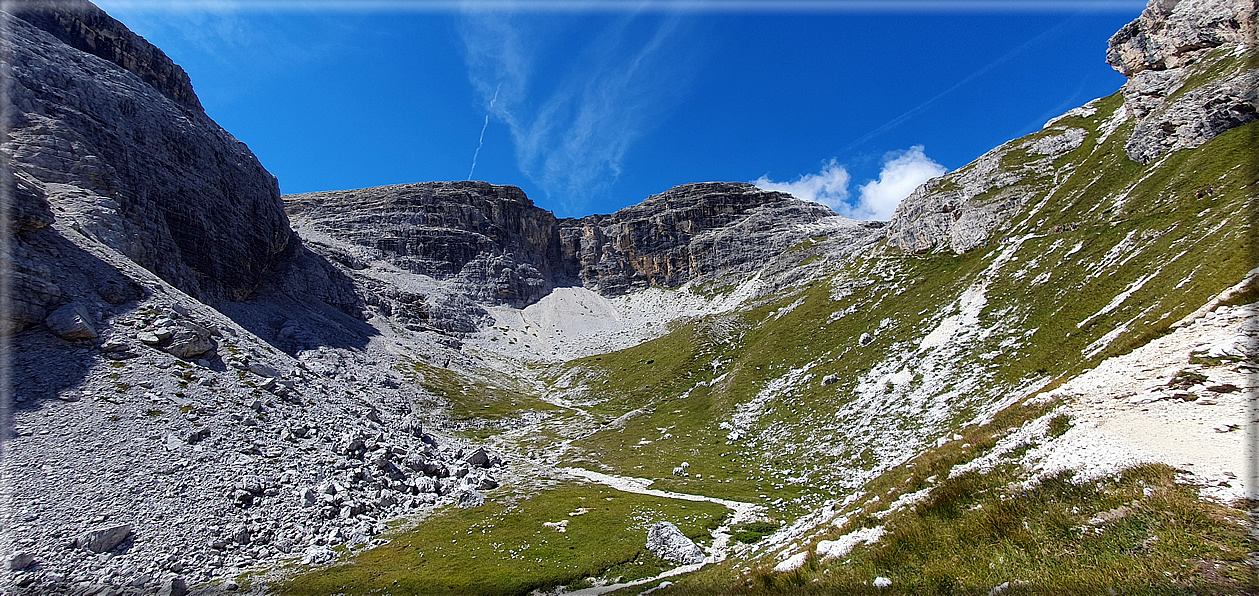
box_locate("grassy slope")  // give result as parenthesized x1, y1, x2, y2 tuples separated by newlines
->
(280, 57, 1258, 594)
(280, 480, 728, 595)
(655, 402, 1256, 595)
(553, 100, 1255, 512)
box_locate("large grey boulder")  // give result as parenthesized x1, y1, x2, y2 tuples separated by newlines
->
(455, 489, 486, 509)
(160, 321, 215, 360)
(5, 551, 35, 571)
(75, 523, 132, 553)
(645, 521, 705, 565)
(44, 302, 97, 341)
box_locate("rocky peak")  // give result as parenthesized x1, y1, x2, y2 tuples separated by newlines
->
(12, 0, 203, 112)
(285, 182, 565, 309)
(1107, 0, 1257, 77)
(558, 182, 837, 295)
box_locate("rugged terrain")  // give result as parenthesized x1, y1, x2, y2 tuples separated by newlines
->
(2, 0, 1257, 595)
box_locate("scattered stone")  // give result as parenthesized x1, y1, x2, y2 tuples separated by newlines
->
(543, 520, 569, 533)
(6, 551, 34, 570)
(248, 362, 282, 378)
(45, 302, 97, 341)
(75, 523, 132, 553)
(772, 551, 808, 573)
(455, 489, 486, 509)
(463, 447, 490, 468)
(162, 321, 216, 360)
(184, 427, 210, 444)
(156, 577, 187, 596)
(822, 374, 839, 386)
(873, 576, 892, 588)
(645, 521, 705, 565)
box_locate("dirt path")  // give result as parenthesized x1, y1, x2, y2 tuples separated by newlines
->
(558, 467, 764, 596)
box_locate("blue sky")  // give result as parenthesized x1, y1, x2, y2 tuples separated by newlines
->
(95, 1, 1141, 218)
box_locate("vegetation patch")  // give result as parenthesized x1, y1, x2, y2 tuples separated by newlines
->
(399, 357, 560, 422)
(278, 481, 728, 596)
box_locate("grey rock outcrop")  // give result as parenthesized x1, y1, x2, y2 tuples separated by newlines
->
(75, 523, 132, 553)
(44, 302, 97, 341)
(645, 521, 705, 565)
(1110, 0, 1259, 163)
(561, 182, 839, 295)
(1107, 0, 1256, 77)
(286, 182, 564, 309)
(6, 1, 292, 303)
(286, 181, 842, 326)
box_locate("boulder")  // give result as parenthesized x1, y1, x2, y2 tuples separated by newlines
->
(6, 551, 34, 571)
(45, 302, 97, 341)
(76, 523, 132, 553)
(645, 521, 705, 565)
(463, 447, 491, 468)
(157, 578, 187, 596)
(162, 321, 216, 360)
(455, 489, 486, 509)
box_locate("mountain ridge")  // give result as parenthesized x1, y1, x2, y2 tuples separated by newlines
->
(2, 0, 1256, 593)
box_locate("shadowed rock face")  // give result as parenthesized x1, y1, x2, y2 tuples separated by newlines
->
(286, 182, 567, 308)
(285, 181, 841, 308)
(6, 1, 292, 304)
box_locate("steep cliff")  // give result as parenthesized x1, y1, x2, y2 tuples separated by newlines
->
(887, 0, 1257, 254)
(284, 181, 847, 319)
(5, 1, 292, 309)
(286, 182, 565, 309)
(560, 182, 841, 295)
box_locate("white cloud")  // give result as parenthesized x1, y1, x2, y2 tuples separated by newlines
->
(849, 145, 946, 220)
(752, 159, 850, 210)
(754, 146, 945, 221)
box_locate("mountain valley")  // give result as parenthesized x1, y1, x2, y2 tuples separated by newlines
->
(2, 0, 1257, 594)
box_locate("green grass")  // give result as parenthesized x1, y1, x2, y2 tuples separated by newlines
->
(278, 481, 729, 595)
(731, 521, 779, 544)
(655, 399, 1256, 595)
(399, 357, 561, 423)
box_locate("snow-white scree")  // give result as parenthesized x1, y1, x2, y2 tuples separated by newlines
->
(951, 301, 1256, 502)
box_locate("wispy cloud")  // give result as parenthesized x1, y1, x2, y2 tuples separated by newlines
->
(754, 145, 945, 221)
(460, 11, 696, 213)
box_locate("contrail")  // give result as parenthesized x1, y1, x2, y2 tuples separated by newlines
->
(467, 83, 501, 181)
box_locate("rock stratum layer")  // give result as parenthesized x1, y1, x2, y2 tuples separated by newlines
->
(285, 181, 848, 312)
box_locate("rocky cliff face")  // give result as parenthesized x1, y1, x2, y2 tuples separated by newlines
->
(1107, 0, 1256, 76)
(284, 181, 843, 318)
(5, 1, 292, 310)
(286, 182, 565, 309)
(560, 182, 839, 294)
(887, 0, 1257, 254)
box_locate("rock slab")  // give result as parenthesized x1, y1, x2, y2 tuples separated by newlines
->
(645, 521, 705, 565)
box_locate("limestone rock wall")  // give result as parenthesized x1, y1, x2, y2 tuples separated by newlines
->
(1107, 0, 1256, 77)
(560, 182, 837, 294)
(286, 181, 841, 315)
(5, 2, 292, 308)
